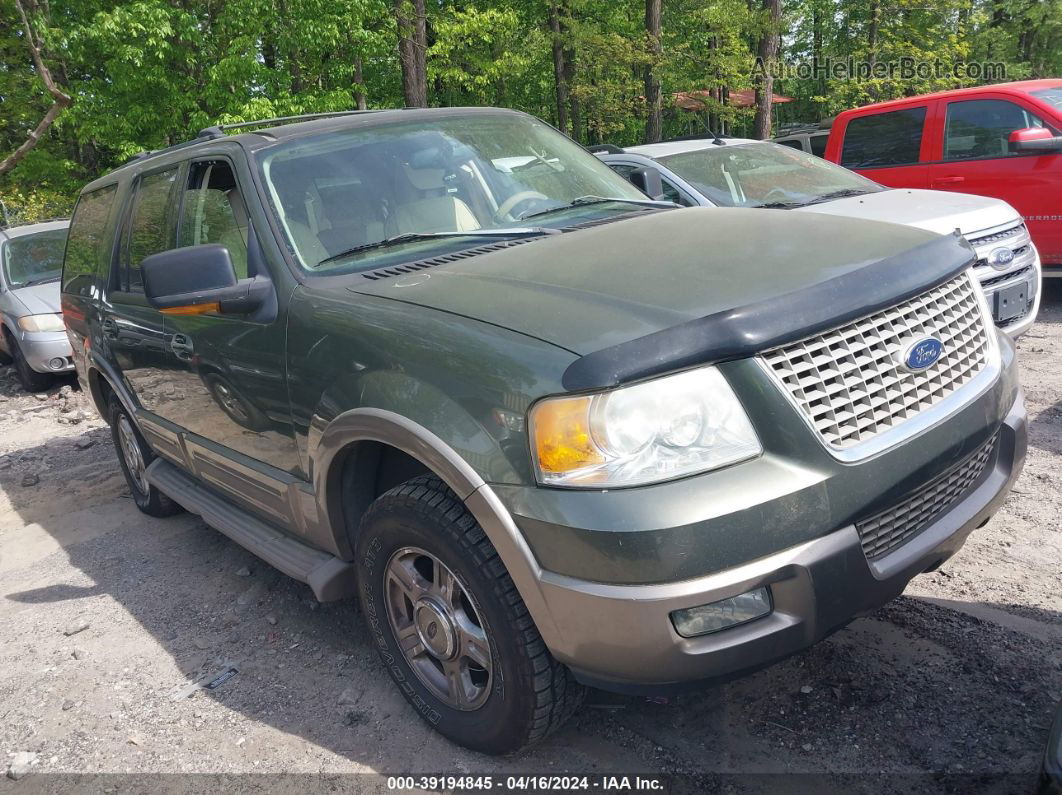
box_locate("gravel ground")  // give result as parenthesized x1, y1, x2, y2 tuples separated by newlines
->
(0, 285, 1059, 794)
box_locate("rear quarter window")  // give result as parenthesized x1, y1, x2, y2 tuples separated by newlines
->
(62, 185, 118, 297)
(840, 107, 927, 169)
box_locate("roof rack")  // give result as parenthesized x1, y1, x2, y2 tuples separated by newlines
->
(125, 109, 388, 166)
(197, 109, 386, 139)
(661, 131, 728, 146)
(586, 144, 625, 155)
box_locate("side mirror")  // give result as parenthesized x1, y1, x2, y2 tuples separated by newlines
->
(628, 166, 666, 201)
(1008, 127, 1062, 154)
(142, 244, 269, 316)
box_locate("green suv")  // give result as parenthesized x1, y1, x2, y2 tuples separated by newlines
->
(61, 108, 1027, 754)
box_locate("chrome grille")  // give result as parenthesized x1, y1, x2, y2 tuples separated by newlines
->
(761, 272, 991, 451)
(856, 434, 997, 559)
(967, 222, 1026, 248)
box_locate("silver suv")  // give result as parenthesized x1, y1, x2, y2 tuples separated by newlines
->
(0, 219, 74, 391)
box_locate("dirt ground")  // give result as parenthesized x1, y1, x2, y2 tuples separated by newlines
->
(1, 285, 1060, 794)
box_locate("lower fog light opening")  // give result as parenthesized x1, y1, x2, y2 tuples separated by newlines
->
(670, 587, 772, 638)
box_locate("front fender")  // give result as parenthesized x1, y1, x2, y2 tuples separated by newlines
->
(311, 404, 562, 647)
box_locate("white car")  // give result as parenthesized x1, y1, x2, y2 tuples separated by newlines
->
(596, 137, 1041, 338)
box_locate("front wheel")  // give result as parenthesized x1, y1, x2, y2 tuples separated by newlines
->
(10, 336, 52, 392)
(355, 474, 583, 754)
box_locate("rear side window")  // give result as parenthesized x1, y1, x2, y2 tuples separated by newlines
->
(118, 167, 180, 293)
(944, 99, 1046, 160)
(62, 185, 118, 297)
(840, 107, 927, 168)
(775, 138, 804, 151)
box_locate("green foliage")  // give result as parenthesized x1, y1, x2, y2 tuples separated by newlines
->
(1, 0, 1059, 215)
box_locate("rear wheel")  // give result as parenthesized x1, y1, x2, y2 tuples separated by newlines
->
(355, 474, 583, 754)
(9, 336, 52, 392)
(109, 398, 183, 518)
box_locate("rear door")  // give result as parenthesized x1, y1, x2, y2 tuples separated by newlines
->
(836, 105, 931, 188)
(102, 166, 182, 413)
(924, 94, 1062, 265)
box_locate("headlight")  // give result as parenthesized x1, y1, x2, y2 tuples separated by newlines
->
(17, 313, 65, 333)
(530, 366, 761, 488)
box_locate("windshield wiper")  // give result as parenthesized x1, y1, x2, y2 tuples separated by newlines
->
(757, 188, 875, 210)
(518, 195, 675, 221)
(19, 275, 61, 287)
(804, 188, 875, 205)
(315, 227, 560, 268)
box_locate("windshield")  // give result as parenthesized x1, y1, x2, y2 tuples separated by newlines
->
(1030, 87, 1062, 113)
(2, 228, 68, 289)
(658, 142, 883, 208)
(257, 112, 651, 273)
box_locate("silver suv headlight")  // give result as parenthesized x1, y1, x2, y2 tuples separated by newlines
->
(529, 366, 761, 488)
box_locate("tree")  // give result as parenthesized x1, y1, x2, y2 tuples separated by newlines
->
(0, 0, 72, 179)
(753, 0, 781, 139)
(644, 0, 663, 143)
(396, 0, 427, 106)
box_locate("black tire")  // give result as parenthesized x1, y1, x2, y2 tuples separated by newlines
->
(355, 474, 583, 754)
(108, 397, 183, 518)
(203, 372, 270, 431)
(9, 335, 52, 392)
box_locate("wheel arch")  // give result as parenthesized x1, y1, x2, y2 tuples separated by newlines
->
(314, 408, 559, 644)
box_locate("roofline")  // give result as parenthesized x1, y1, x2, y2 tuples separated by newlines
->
(77, 106, 537, 194)
(835, 78, 1062, 116)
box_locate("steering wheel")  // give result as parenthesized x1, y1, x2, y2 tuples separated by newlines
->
(762, 187, 791, 203)
(494, 190, 549, 222)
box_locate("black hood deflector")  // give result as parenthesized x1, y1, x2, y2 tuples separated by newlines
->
(561, 231, 976, 393)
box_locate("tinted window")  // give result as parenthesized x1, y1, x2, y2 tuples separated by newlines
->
(120, 168, 179, 292)
(62, 185, 117, 297)
(178, 160, 250, 279)
(944, 99, 1045, 160)
(809, 133, 828, 158)
(775, 138, 804, 151)
(840, 107, 927, 168)
(3, 228, 67, 289)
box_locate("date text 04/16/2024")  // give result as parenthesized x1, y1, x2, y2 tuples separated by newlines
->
(386, 776, 670, 792)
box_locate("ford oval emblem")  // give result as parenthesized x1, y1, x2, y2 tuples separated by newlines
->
(988, 246, 1014, 270)
(899, 337, 944, 373)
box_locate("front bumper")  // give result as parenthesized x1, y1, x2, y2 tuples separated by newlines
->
(17, 330, 74, 374)
(527, 396, 1026, 693)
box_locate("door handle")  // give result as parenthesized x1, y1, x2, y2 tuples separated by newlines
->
(931, 176, 965, 185)
(170, 333, 194, 359)
(101, 317, 118, 339)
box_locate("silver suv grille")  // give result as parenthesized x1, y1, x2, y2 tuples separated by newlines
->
(856, 434, 996, 559)
(760, 272, 991, 451)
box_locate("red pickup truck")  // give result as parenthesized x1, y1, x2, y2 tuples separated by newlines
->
(824, 80, 1062, 273)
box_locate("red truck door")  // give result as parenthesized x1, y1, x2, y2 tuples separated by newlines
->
(923, 94, 1062, 266)
(833, 104, 932, 189)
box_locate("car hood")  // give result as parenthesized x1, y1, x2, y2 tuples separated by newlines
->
(796, 188, 1020, 237)
(350, 207, 962, 362)
(5, 281, 61, 316)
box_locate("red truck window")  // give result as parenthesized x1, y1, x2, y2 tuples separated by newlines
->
(840, 107, 927, 169)
(944, 99, 1046, 160)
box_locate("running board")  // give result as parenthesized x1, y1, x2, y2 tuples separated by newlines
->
(146, 459, 356, 602)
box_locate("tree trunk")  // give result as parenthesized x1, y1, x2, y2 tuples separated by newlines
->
(395, 0, 427, 106)
(548, 5, 570, 134)
(752, 0, 781, 140)
(0, 0, 72, 179)
(413, 0, 428, 105)
(643, 0, 663, 143)
(868, 0, 880, 67)
(353, 54, 367, 110)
